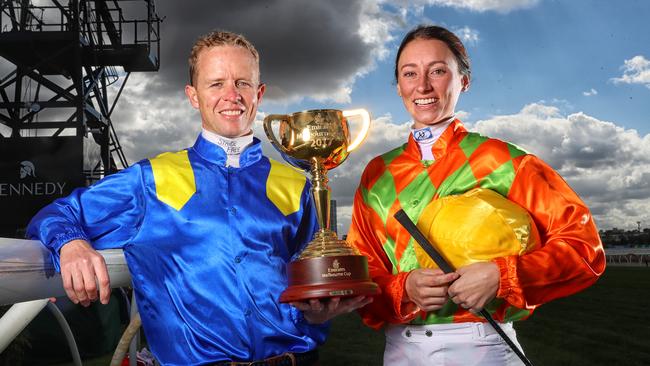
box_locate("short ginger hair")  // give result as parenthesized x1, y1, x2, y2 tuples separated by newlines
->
(188, 30, 260, 86)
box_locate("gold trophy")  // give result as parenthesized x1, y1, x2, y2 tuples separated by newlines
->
(264, 109, 380, 302)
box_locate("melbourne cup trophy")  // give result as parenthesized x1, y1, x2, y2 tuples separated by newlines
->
(264, 109, 380, 302)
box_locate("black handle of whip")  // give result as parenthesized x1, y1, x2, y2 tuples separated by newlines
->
(393, 209, 534, 366)
(480, 309, 534, 366)
(393, 210, 454, 273)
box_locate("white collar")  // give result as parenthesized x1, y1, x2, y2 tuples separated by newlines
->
(201, 128, 254, 167)
(410, 116, 454, 161)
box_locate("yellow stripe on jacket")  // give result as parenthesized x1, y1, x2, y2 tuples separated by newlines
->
(150, 150, 196, 211)
(266, 159, 306, 216)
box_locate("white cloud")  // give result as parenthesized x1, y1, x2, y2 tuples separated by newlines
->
(456, 110, 471, 121)
(434, 0, 540, 12)
(385, 0, 540, 13)
(327, 115, 411, 232)
(86, 2, 647, 234)
(145, 1, 406, 106)
(110, 73, 200, 163)
(583, 88, 598, 96)
(519, 103, 561, 118)
(103, 68, 650, 234)
(611, 55, 650, 89)
(0, 124, 10, 137)
(257, 113, 412, 235)
(453, 26, 480, 45)
(473, 103, 650, 230)
(256, 104, 650, 233)
(359, 0, 403, 62)
(311, 86, 354, 104)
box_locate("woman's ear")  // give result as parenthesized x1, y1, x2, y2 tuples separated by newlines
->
(461, 75, 470, 92)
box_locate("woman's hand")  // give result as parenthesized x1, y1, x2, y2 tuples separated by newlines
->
(404, 268, 459, 312)
(448, 261, 500, 313)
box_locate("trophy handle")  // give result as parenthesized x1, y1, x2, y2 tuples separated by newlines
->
(263, 114, 292, 155)
(342, 109, 371, 152)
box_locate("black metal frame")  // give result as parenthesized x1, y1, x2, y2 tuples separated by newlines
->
(0, 0, 161, 182)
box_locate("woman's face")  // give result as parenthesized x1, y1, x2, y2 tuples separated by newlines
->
(396, 38, 469, 129)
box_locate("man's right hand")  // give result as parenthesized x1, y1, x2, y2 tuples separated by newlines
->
(404, 268, 459, 312)
(59, 239, 111, 307)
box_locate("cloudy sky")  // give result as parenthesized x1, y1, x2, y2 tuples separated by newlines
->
(37, 0, 650, 233)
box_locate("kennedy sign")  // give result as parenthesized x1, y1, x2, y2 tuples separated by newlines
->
(0, 137, 84, 237)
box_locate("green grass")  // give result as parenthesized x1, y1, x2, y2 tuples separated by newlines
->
(51, 266, 650, 365)
(514, 266, 650, 366)
(321, 266, 650, 365)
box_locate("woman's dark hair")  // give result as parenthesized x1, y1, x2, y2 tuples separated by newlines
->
(394, 25, 471, 82)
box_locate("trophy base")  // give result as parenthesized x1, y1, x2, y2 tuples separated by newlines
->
(279, 255, 380, 303)
(279, 281, 379, 303)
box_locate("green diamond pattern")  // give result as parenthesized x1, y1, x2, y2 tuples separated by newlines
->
(382, 144, 406, 166)
(363, 170, 397, 224)
(436, 161, 478, 198)
(365, 132, 534, 326)
(411, 300, 458, 324)
(480, 160, 516, 197)
(397, 239, 420, 272)
(395, 169, 437, 272)
(459, 133, 488, 159)
(505, 306, 531, 322)
(397, 169, 437, 223)
(382, 236, 399, 274)
(507, 142, 528, 159)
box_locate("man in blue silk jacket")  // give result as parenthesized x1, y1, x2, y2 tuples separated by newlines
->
(27, 30, 371, 366)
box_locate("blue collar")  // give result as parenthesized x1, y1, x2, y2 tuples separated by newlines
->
(191, 134, 263, 168)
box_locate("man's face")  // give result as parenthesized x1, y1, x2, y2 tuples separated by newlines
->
(185, 45, 265, 138)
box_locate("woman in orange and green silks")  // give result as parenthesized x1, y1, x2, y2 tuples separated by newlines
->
(347, 25, 605, 366)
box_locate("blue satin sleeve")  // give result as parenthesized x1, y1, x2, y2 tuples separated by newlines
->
(26, 163, 146, 271)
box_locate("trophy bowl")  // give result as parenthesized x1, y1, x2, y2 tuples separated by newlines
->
(264, 109, 380, 302)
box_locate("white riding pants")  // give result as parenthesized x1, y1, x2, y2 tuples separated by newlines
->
(383, 322, 526, 366)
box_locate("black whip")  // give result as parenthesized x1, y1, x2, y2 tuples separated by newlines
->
(394, 209, 533, 366)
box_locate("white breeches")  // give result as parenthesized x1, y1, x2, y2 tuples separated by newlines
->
(383, 322, 526, 366)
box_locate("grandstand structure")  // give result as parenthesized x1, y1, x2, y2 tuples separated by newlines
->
(0, 0, 161, 237)
(0, 1, 161, 363)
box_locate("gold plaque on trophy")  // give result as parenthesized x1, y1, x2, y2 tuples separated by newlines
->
(264, 109, 380, 302)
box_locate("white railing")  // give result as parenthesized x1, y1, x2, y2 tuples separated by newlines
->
(604, 247, 650, 255)
(0, 237, 131, 354)
(604, 247, 650, 266)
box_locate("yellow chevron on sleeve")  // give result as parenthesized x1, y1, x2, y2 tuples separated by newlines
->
(266, 159, 306, 216)
(150, 150, 196, 211)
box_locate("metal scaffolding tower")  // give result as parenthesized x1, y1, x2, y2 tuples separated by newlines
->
(0, 0, 161, 236)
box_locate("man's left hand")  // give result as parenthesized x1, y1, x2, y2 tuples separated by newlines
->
(448, 261, 500, 313)
(290, 296, 373, 324)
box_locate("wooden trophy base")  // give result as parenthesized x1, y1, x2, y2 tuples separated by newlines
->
(279, 255, 380, 303)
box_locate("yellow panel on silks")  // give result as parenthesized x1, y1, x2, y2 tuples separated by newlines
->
(266, 159, 306, 216)
(150, 150, 196, 211)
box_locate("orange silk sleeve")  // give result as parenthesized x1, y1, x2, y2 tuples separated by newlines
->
(347, 187, 419, 330)
(497, 155, 606, 309)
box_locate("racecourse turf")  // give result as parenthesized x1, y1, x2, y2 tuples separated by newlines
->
(46, 266, 650, 366)
(320, 266, 650, 365)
